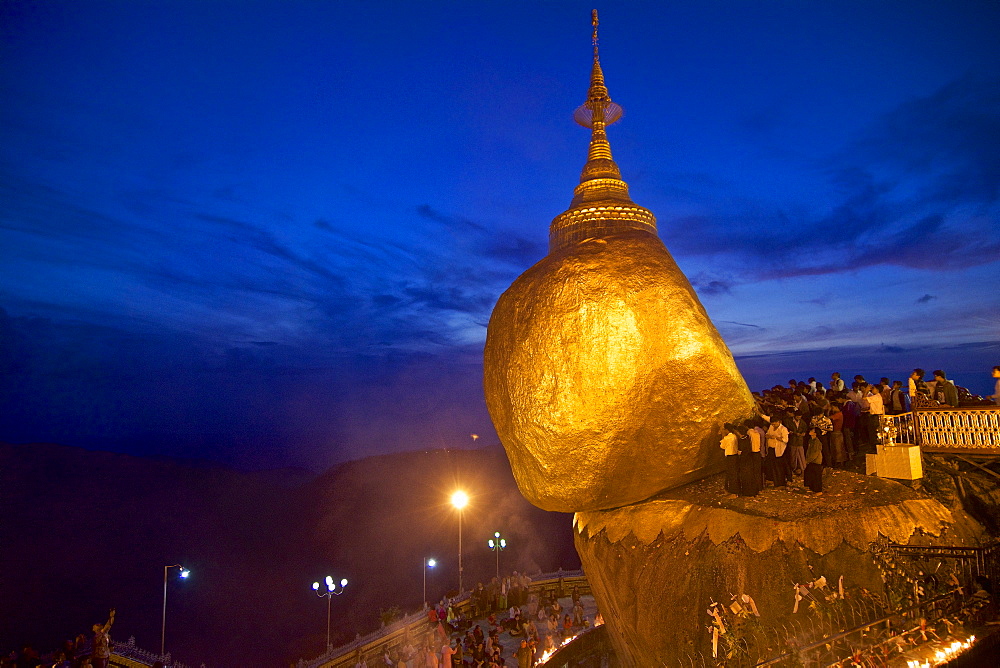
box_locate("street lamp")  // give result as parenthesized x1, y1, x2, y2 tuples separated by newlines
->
(161, 564, 190, 657)
(450, 490, 469, 593)
(311, 576, 348, 652)
(423, 557, 436, 609)
(488, 531, 507, 579)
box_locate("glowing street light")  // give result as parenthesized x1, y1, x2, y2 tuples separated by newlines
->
(161, 564, 190, 657)
(451, 490, 469, 593)
(311, 575, 348, 651)
(423, 557, 437, 609)
(488, 531, 507, 579)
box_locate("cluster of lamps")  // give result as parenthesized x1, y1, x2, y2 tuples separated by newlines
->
(312, 576, 349, 651)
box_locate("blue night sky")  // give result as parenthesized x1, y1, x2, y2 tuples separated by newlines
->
(2, 1, 998, 470)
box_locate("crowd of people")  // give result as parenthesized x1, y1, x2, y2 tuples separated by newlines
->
(356, 576, 598, 668)
(720, 367, 995, 498)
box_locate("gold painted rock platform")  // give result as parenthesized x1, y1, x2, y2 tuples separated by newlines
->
(574, 470, 984, 666)
(484, 230, 755, 512)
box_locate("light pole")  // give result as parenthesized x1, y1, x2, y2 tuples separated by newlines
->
(161, 564, 190, 657)
(423, 557, 436, 609)
(312, 576, 348, 652)
(450, 490, 469, 593)
(488, 531, 507, 579)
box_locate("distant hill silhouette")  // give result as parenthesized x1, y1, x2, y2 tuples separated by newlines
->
(0, 442, 577, 666)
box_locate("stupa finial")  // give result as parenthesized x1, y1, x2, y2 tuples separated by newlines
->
(549, 10, 656, 250)
(592, 8, 599, 61)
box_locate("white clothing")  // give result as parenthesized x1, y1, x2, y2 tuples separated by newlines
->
(720, 432, 739, 456)
(766, 422, 789, 457)
(867, 391, 885, 416)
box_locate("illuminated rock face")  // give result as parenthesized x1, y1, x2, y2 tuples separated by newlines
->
(484, 229, 754, 512)
(573, 473, 983, 665)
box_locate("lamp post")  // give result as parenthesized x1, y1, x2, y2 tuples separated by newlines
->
(161, 564, 190, 657)
(488, 531, 507, 579)
(312, 576, 348, 652)
(423, 557, 436, 609)
(450, 490, 469, 593)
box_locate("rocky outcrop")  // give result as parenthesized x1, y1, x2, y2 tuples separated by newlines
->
(573, 471, 985, 665)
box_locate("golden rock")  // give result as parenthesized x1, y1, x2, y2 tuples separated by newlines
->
(485, 231, 754, 512)
(483, 12, 754, 512)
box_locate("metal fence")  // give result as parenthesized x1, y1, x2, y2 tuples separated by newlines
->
(298, 570, 589, 668)
(110, 635, 195, 668)
(917, 407, 1000, 451)
(881, 406, 1000, 453)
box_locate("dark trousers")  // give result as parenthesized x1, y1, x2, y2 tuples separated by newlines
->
(866, 414, 881, 452)
(804, 462, 823, 492)
(857, 413, 870, 447)
(725, 454, 739, 494)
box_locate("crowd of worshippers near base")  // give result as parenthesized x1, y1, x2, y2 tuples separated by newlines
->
(379, 578, 600, 668)
(720, 367, 1000, 498)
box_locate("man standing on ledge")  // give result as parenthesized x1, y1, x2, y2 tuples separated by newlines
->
(91, 608, 115, 668)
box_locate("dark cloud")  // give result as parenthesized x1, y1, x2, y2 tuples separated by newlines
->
(916, 294, 937, 304)
(416, 203, 544, 266)
(402, 284, 494, 315)
(690, 272, 735, 296)
(195, 213, 348, 287)
(696, 280, 733, 296)
(662, 75, 1000, 280)
(482, 235, 545, 266)
(416, 204, 486, 232)
(857, 74, 1000, 207)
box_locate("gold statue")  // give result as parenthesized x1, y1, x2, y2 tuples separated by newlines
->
(484, 10, 755, 513)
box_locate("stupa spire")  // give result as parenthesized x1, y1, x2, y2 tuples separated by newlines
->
(549, 10, 657, 251)
(573, 9, 623, 182)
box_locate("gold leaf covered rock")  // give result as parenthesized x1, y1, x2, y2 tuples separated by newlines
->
(485, 230, 754, 512)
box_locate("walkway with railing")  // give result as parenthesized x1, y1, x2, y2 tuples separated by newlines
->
(297, 570, 589, 668)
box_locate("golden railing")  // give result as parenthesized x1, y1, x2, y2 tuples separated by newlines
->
(880, 406, 1000, 454)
